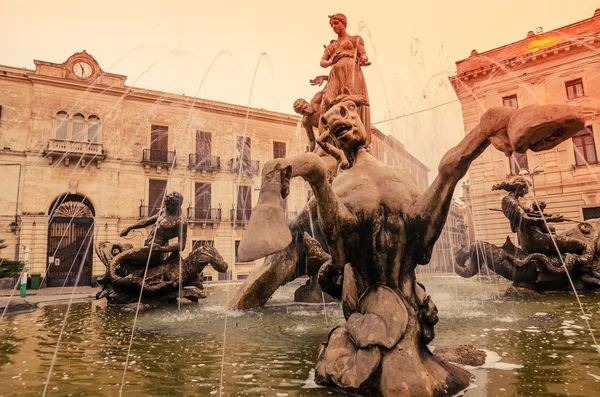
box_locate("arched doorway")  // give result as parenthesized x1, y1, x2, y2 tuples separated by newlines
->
(46, 194, 95, 287)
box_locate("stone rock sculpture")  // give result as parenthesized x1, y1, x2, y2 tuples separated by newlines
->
(235, 91, 583, 395)
(455, 178, 600, 293)
(95, 192, 228, 305)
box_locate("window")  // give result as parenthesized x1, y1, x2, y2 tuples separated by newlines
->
(236, 136, 251, 167)
(573, 126, 597, 166)
(236, 185, 252, 221)
(510, 152, 528, 175)
(150, 125, 169, 162)
(88, 116, 100, 143)
(192, 240, 213, 250)
(273, 141, 286, 159)
(565, 78, 584, 99)
(502, 94, 518, 108)
(72, 113, 85, 141)
(196, 131, 212, 161)
(237, 274, 249, 280)
(148, 179, 167, 216)
(54, 112, 101, 142)
(55, 111, 69, 140)
(202, 274, 213, 281)
(194, 182, 211, 219)
(583, 207, 600, 220)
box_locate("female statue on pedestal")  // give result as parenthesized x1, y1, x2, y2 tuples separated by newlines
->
(317, 13, 371, 142)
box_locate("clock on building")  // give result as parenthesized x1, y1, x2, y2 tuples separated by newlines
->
(73, 61, 93, 78)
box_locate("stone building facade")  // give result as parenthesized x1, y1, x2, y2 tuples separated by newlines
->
(428, 200, 469, 273)
(450, 9, 600, 246)
(0, 51, 430, 286)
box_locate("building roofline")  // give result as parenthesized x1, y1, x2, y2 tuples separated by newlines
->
(452, 9, 600, 82)
(0, 58, 300, 126)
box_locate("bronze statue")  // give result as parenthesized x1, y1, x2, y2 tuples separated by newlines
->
(236, 90, 584, 395)
(319, 14, 370, 140)
(455, 178, 600, 292)
(293, 13, 371, 169)
(95, 192, 229, 305)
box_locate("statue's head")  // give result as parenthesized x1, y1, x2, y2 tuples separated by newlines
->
(533, 201, 547, 213)
(328, 13, 347, 32)
(293, 98, 312, 116)
(492, 177, 529, 198)
(164, 191, 184, 214)
(188, 242, 228, 273)
(321, 88, 370, 154)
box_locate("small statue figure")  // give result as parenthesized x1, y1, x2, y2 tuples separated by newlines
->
(95, 192, 229, 305)
(454, 178, 600, 292)
(294, 85, 350, 171)
(493, 178, 587, 257)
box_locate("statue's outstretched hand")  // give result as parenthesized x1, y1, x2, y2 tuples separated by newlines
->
(480, 107, 515, 157)
(310, 75, 327, 86)
(119, 228, 130, 237)
(548, 215, 565, 223)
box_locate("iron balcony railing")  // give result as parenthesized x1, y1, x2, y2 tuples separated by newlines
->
(230, 208, 252, 223)
(188, 154, 221, 171)
(186, 207, 222, 222)
(142, 149, 176, 164)
(47, 139, 104, 156)
(230, 158, 260, 175)
(139, 205, 162, 218)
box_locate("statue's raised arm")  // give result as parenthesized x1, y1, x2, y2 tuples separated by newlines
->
(409, 105, 584, 265)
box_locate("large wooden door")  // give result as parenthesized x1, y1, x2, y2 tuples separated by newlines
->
(46, 196, 95, 287)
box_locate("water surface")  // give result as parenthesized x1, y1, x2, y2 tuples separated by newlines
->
(0, 276, 599, 396)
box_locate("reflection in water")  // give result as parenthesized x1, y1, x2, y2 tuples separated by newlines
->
(0, 278, 599, 396)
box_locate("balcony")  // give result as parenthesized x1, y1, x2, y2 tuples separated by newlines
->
(230, 208, 252, 227)
(188, 154, 221, 176)
(187, 207, 222, 228)
(44, 139, 105, 167)
(139, 205, 162, 218)
(230, 158, 260, 177)
(142, 149, 176, 174)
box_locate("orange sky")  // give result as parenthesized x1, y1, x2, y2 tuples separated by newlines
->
(2, 0, 598, 173)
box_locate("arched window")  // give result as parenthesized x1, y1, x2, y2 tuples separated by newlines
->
(55, 111, 69, 140)
(88, 115, 100, 143)
(72, 113, 85, 141)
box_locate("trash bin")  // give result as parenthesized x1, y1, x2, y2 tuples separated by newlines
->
(30, 273, 41, 290)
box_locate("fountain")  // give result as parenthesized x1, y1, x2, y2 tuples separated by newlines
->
(2, 9, 600, 397)
(232, 13, 587, 397)
(95, 192, 229, 307)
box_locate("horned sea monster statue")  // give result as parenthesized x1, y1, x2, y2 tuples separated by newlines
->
(229, 13, 585, 397)
(95, 192, 229, 305)
(238, 99, 583, 395)
(455, 177, 600, 293)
